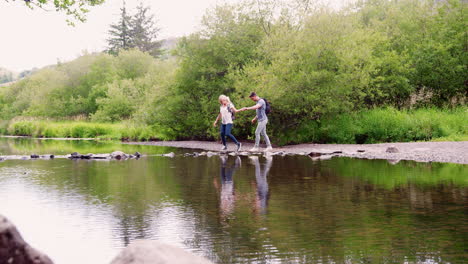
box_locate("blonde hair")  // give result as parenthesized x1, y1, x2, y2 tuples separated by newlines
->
(218, 95, 231, 105)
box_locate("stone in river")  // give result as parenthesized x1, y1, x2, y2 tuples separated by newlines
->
(386, 146, 399, 153)
(0, 214, 54, 264)
(111, 151, 127, 160)
(206, 151, 217, 157)
(110, 240, 213, 264)
(70, 152, 81, 158)
(162, 152, 175, 158)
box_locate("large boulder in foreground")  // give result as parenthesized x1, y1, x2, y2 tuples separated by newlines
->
(110, 240, 213, 264)
(0, 215, 53, 264)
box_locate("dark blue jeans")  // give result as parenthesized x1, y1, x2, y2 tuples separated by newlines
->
(220, 123, 239, 146)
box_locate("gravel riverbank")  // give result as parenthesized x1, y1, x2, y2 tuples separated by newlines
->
(126, 141, 468, 164)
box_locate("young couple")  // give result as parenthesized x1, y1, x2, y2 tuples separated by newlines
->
(213, 92, 272, 152)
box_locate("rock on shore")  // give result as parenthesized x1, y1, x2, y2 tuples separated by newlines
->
(1, 215, 214, 264)
(0, 215, 54, 264)
(125, 141, 468, 164)
(110, 240, 213, 264)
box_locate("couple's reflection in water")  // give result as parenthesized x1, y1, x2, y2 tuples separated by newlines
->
(215, 155, 273, 220)
(250, 155, 272, 215)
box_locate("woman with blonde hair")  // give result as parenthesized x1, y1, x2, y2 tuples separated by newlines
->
(213, 95, 242, 151)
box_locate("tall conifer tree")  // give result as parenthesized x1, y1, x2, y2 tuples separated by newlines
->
(107, 1, 133, 55)
(130, 2, 162, 57)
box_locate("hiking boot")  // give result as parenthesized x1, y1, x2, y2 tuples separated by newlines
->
(221, 146, 227, 151)
(236, 143, 242, 152)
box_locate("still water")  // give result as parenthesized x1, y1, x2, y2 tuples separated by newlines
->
(0, 138, 466, 264)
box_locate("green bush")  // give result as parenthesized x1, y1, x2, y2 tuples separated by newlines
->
(0, 1, 466, 144)
(277, 107, 467, 145)
(4, 120, 162, 141)
(9, 121, 36, 136)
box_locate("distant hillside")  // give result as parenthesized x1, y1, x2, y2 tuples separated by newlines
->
(159, 37, 180, 59)
(160, 37, 180, 51)
(0, 80, 16, 87)
(0, 67, 16, 84)
(0, 67, 37, 84)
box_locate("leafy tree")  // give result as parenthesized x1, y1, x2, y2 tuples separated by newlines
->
(8, 0, 105, 24)
(155, 3, 267, 139)
(1, 0, 466, 144)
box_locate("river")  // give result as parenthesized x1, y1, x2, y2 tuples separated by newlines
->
(0, 138, 466, 264)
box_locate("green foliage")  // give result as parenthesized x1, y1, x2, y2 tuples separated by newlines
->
(0, 50, 174, 123)
(8, 0, 105, 24)
(304, 107, 467, 144)
(153, 3, 267, 140)
(161, 0, 466, 142)
(0, 0, 466, 144)
(5, 119, 162, 141)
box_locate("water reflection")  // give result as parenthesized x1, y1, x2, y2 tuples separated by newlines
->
(217, 156, 241, 218)
(215, 155, 273, 219)
(0, 138, 466, 264)
(250, 156, 272, 215)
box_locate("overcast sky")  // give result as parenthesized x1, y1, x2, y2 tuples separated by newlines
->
(0, 0, 346, 72)
(0, 0, 241, 72)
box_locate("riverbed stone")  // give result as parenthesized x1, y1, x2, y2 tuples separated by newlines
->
(162, 152, 175, 158)
(387, 159, 401, 165)
(308, 152, 322, 157)
(386, 146, 399, 153)
(80, 153, 93, 159)
(0, 215, 54, 264)
(206, 151, 217, 157)
(110, 240, 213, 264)
(92, 154, 110, 159)
(111, 151, 127, 160)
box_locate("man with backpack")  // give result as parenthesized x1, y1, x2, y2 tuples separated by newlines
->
(239, 92, 272, 152)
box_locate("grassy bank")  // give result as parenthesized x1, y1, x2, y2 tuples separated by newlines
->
(277, 107, 467, 145)
(1, 107, 466, 144)
(1, 119, 163, 141)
